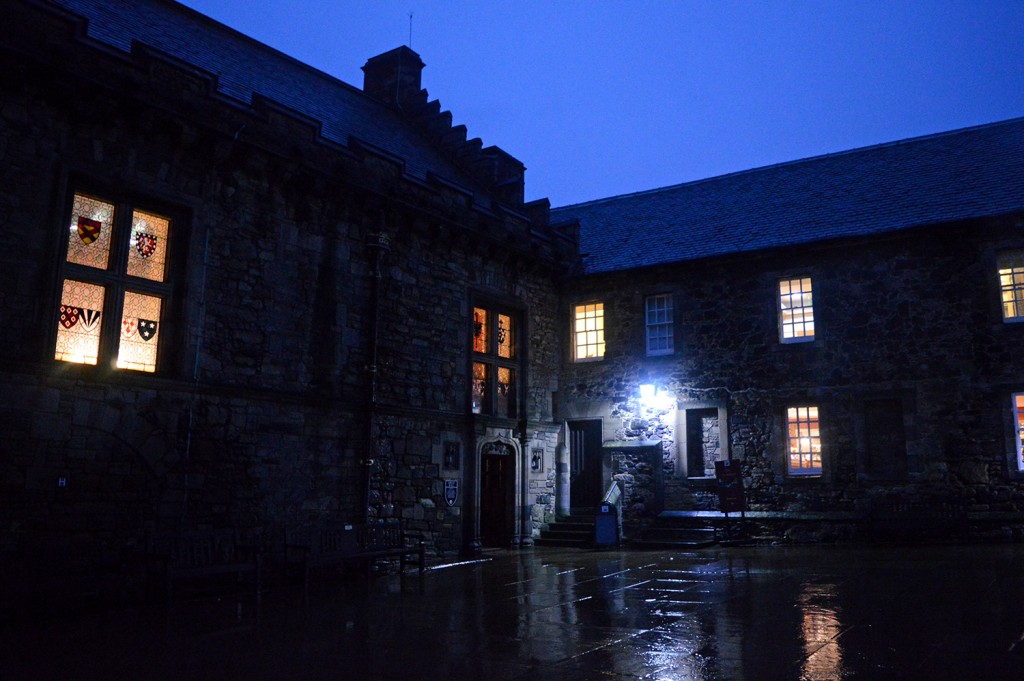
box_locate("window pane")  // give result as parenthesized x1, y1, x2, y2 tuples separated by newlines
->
(473, 307, 489, 353)
(787, 405, 822, 475)
(574, 303, 605, 360)
(55, 279, 105, 365)
(497, 313, 514, 359)
(998, 253, 1024, 321)
(472, 362, 488, 414)
(127, 209, 170, 282)
(66, 193, 114, 270)
(116, 291, 162, 372)
(780, 277, 815, 341)
(1015, 393, 1024, 472)
(496, 367, 516, 418)
(646, 294, 673, 355)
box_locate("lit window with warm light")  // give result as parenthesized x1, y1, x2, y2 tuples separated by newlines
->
(779, 277, 814, 342)
(472, 305, 518, 418)
(573, 302, 605, 361)
(645, 294, 673, 356)
(787, 406, 822, 475)
(54, 191, 174, 373)
(998, 252, 1024, 322)
(1013, 393, 1024, 472)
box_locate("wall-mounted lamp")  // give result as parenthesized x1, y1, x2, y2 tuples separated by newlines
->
(639, 383, 675, 410)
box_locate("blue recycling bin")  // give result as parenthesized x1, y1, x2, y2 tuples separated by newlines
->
(594, 503, 618, 547)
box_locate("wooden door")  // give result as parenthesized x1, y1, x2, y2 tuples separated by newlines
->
(568, 419, 603, 510)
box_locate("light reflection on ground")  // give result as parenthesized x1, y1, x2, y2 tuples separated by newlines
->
(3, 543, 1023, 680)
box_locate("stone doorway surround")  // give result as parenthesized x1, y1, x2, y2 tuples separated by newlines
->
(476, 429, 529, 546)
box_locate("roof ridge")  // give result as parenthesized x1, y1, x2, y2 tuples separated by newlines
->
(553, 116, 1024, 212)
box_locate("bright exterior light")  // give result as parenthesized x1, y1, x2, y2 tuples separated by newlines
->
(639, 384, 656, 399)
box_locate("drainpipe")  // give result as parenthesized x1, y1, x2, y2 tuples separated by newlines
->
(362, 221, 391, 523)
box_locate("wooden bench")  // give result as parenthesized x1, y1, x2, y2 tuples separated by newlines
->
(148, 529, 262, 602)
(287, 522, 425, 585)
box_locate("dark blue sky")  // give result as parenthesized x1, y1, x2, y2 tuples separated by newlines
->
(179, 0, 1024, 208)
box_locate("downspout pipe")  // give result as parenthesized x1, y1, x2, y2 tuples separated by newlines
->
(362, 223, 391, 522)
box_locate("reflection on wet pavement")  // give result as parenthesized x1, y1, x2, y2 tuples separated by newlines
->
(3, 544, 1023, 680)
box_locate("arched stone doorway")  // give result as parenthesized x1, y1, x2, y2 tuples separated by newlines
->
(477, 434, 519, 547)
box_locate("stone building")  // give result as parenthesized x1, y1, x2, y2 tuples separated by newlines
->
(552, 118, 1024, 539)
(1, 0, 574, 605)
(2, 0, 1024, 608)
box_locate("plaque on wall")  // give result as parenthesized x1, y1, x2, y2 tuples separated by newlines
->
(444, 479, 459, 506)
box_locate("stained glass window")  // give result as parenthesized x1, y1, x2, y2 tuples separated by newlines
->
(497, 313, 514, 359)
(127, 209, 170, 282)
(472, 362, 488, 414)
(117, 291, 162, 372)
(55, 191, 174, 373)
(54, 279, 105, 365)
(473, 307, 489, 354)
(471, 305, 519, 418)
(66, 194, 114, 270)
(496, 367, 515, 417)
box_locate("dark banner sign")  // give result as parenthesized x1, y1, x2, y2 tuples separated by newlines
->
(714, 459, 746, 514)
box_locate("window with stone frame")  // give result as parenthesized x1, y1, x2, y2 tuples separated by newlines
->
(54, 190, 175, 373)
(778, 276, 814, 342)
(997, 252, 1024, 322)
(1013, 393, 1024, 473)
(786, 405, 822, 476)
(645, 293, 673, 356)
(573, 302, 605, 361)
(472, 305, 518, 418)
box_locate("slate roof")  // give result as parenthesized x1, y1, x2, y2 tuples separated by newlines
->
(551, 117, 1024, 274)
(48, 0, 482, 195)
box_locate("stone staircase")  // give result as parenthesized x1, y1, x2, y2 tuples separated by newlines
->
(536, 511, 595, 548)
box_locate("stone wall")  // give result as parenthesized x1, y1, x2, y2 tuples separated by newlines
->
(0, 1, 570, 598)
(558, 220, 1024, 519)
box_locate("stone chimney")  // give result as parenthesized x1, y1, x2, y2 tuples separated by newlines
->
(361, 46, 425, 109)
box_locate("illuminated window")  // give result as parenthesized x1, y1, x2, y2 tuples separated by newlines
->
(998, 252, 1024, 322)
(54, 191, 174, 373)
(645, 294, 673, 356)
(472, 306, 518, 418)
(787, 406, 822, 475)
(1013, 394, 1024, 472)
(779, 277, 814, 342)
(573, 302, 605, 361)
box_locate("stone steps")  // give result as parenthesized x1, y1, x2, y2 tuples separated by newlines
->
(536, 514, 595, 548)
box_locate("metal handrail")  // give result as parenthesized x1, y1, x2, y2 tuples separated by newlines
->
(602, 480, 622, 507)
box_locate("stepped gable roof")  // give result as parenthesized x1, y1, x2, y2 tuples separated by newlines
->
(552, 117, 1024, 274)
(48, 0, 488, 201)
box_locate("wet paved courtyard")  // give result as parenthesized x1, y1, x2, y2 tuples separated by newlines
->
(3, 543, 1024, 680)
